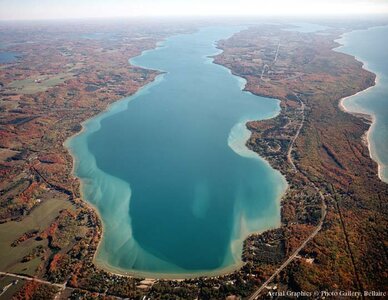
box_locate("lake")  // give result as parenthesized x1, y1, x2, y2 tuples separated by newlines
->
(67, 26, 287, 277)
(337, 25, 388, 183)
(0, 51, 20, 63)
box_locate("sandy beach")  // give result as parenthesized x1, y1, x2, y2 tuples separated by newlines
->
(336, 31, 387, 183)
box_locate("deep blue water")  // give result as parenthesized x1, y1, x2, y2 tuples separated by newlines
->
(67, 26, 287, 276)
(337, 25, 388, 182)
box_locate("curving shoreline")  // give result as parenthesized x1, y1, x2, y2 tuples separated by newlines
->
(213, 22, 388, 295)
(64, 24, 388, 282)
(65, 26, 288, 279)
(338, 88, 383, 181)
(335, 26, 388, 183)
(1, 19, 387, 298)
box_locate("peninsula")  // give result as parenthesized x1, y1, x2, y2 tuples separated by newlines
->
(0, 19, 387, 299)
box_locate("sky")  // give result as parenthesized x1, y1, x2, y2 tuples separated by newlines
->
(1, 0, 388, 20)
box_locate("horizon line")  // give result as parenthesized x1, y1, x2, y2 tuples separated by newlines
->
(1, 13, 388, 22)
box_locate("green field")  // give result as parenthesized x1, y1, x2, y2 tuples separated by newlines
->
(0, 195, 73, 276)
(7, 73, 73, 94)
(0, 275, 25, 300)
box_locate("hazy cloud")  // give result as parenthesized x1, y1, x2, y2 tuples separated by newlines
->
(0, 0, 387, 20)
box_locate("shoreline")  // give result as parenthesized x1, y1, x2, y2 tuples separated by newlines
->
(93, 249, 246, 280)
(340, 94, 384, 182)
(78, 112, 287, 280)
(2, 19, 387, 299)
(64, 74, 166, 278)
(63, 27, 289, 280)
(63, 39, 169, 279)
(335, 27, 387, 183)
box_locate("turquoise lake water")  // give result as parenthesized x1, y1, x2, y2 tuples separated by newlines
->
(337, 25, 388, 183)
(67, 26, 288, 276)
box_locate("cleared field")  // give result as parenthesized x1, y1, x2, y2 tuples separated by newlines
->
(0, 275, 25, 299)
(0, 195, 73, 276)
(0, 148, 19, 162)
(7, 73, 73, 94)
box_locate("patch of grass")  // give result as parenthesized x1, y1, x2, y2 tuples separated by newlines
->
(0, 196, 73, 274)
(7, 73, 73, 94)
(8, 257, 42, 277)
(0, 276, 25, 300)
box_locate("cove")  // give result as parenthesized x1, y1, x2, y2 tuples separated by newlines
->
(66, 26, 287, 277)
(336, 25, 388, 182)
(0, 51, 20, 63)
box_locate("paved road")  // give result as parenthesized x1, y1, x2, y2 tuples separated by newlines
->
(0, 271, 65, 289)
(260, 64, 269, 79)
(0, 282, 14, 297)
(249, 199, 326, 300)
(273, 42, 280, 63)
(0, 271, 128, 300)
(287, 94, 305, 171)
(0, 271, 66, 300)
(248, 94, 327, 300)
(261, 42, 280, 80)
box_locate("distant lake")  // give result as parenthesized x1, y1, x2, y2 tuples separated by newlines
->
(337, 25, 388, 182)
(0, 51, 20, 63)
(67, 26, 287, 277)
(81, 32, 118, 40)
(284, 22, 329, 33)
